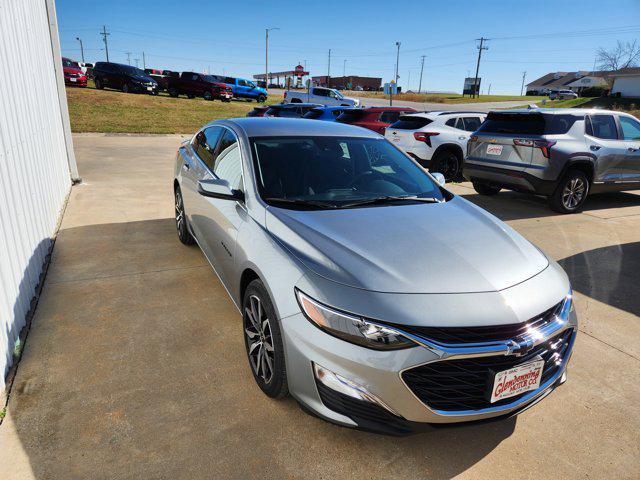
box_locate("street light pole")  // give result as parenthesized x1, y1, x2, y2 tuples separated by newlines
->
(265, 27, 279, 92)
(418, 55, 425, 94)
(75, 37, 84, 63)
(343, 59, 346, 77)
(391, 41, 400, 106)
(520, 71, 527, 96)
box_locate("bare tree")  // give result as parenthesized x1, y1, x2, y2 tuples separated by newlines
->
(597, 40, 640, 71)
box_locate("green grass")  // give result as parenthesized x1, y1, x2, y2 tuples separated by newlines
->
(503, 96, 640, 116)
(350, 91, 547, 104)
(66, 81, 279, 134)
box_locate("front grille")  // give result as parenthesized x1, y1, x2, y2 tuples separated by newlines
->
(396, 302, 561, 345)
(402, 328, 573, 412)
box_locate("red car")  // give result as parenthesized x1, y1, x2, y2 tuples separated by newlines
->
(62, 57, 87, 87)
(336, 107, 417, 134)
(247, 105, 270, 117)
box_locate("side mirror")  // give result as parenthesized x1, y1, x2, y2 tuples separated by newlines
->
(431, 172, 446, 187)
(198, 179, 244, 202)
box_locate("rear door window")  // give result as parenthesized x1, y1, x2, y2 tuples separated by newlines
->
(454, 118, 465, 130)
(312, 88, 329, 97)
(587, 115, 619, 140)
(462, 117, 482, 132)
(619, 116, 640, 141)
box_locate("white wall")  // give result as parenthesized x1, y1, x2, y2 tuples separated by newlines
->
(0, 0, 75, 388)
(611, 76, 640, 98)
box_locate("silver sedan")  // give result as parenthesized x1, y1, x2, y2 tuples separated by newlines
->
(173, 118, 577, 435)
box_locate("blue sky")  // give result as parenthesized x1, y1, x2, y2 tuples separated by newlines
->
(57, 0, 640, 94)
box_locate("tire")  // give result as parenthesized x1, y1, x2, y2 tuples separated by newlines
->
(174, 187, 195, 245)
(187, 94, 195, 99)
(431, 149, 462, 182)
(94, 77, 104, 90)
(122, 83, 131, 94)
(168, 87, 179, 98)
(257, 94, 267, 103)
(548, 169, 589, 214)
(203, 90, 213, 101)
(242, 280, 288, 399)
(290, 98, 302, 103)
(473, 183, 501, 196)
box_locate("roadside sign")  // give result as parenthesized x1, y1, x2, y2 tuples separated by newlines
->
(384, 83, 398, 95)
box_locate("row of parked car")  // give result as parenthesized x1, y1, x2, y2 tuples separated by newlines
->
(249, 100, 640, 213)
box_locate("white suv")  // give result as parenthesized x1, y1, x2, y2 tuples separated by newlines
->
(385, 111, 486, 180)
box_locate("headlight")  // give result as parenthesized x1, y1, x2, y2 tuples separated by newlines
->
(295, 289, 416, 350)
(558, 287, 574, 321)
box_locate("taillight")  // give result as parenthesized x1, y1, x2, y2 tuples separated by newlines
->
(513, 138, 556, 159)
(534, 140, 556, 159)
(414, 132, 439, 147)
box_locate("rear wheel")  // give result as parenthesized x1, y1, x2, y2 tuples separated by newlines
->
(473, 183, 501, 196)
(257, 94, 267, 103)
(94, 77, 104, 89)
(168, 87, 179, 98)
(243, 280, 288, 399)
(549, 170, 589, 214)
(431, 149, 462, 182)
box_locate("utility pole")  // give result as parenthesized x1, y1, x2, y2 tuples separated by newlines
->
(418, 55, 426, 94)
(143, 52, 146, 69)
(407, 70, 411, 91)
(100, 25, 110, 62)
(303, 59, 307, 71)
(265, 27, 279, 92)
(343, 59, 346, 77)
(391, 41, 400, 106)
(488, 83, 492, 95)
(75, 37, 84, 63)
(472, 37, 488, 98)
(134, 58, 139, 68)
(126, 52, 131, 65)
(327, 49, 331, 86)
(520, 71, 527, 96)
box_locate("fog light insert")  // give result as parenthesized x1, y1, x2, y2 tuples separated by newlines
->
(313, 363, 398, 416)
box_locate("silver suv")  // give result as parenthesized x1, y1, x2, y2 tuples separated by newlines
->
(463, 109, 640, 213)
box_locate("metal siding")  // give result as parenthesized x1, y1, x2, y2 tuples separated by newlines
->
(0, 0, 72, 388)
(611, 76, 640, 98)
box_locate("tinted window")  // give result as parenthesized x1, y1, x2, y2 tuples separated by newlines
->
(587, 115, 618, 140)
(303, 109, 324, 119)
(277, 109, 301, 118)
(478, 113, 579, 135)
(193, 126, 223, 170)
(445, 118, 456, 127)
(336, 111, 365, 123)
(312, 88, 329, 97)
(238, 79, 250, 87)
(619, 116, 640, 141)
(62, 58, 79, 68)
(389, 117, 433, 130)
(224, 77, 236, 84)
(454, 118, 465, 130)
(332, 109, 344, 117)
(379, 111, 402, 124)
(212, 130, 242, 190)
(251, 136, 445, 208)
(463, 117, 482, 132)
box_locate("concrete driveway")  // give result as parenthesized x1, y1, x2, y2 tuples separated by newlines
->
(1, 134, 639, 479)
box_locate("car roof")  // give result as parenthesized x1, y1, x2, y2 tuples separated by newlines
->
(400, 111, 486, 119)
(270, 103, 323, 109)
(494, 108, 619, 115)
(214, 117, 382, 138)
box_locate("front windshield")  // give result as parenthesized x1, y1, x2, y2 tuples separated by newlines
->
(251, 136, 446, 209)
(120, 65, 146, 76)
(63, 59, 79, 68)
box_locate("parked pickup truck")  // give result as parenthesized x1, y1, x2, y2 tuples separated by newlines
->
(284, 87, 360, 107)
(210, 76, 268, 102)
(167, 72, 233, 101)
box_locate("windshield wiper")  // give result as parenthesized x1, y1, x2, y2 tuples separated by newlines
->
(265, 197, 338, 209)
(339, 195, 442, 209)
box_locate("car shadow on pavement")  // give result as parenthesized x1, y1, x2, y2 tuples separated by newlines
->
(458, 189, 640, 222)
(559, 241, 640, 317)
(1, 217, 516, 480)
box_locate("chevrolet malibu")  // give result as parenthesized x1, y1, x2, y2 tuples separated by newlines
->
(173, 118, 577, 435)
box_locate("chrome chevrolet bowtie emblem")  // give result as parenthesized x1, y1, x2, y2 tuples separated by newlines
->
(507, 338, 535, 357)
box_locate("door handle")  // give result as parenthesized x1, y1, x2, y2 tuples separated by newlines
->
(459, 136, 467, 140)
(590, 145, 601, 151)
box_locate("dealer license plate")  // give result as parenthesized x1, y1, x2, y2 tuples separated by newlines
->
(486, 144, 503, 156)
(70, 77, 76, 82)
(147, 87, 153, 91)
(490, 358, 544, 403)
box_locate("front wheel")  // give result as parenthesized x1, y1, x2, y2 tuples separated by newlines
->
(243, 280, 288, 399)
(203, 90, 213, 101)
(549, 170, 589, 213)
(257, 94, 267, 103)
(174, 187, 195, 245)
(122, 83, 131, 94)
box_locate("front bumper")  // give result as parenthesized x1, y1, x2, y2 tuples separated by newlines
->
(281, 307, 576, 434)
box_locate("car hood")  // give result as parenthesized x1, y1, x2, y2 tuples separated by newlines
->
(63, 66, 83, 75)
(265, 196, 549, 294)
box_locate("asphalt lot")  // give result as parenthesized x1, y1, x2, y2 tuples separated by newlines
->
(268, 88, 531, 111)
(0, 134, 639, 479)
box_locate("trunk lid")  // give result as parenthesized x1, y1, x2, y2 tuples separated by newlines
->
(385, 115, 434, 149)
